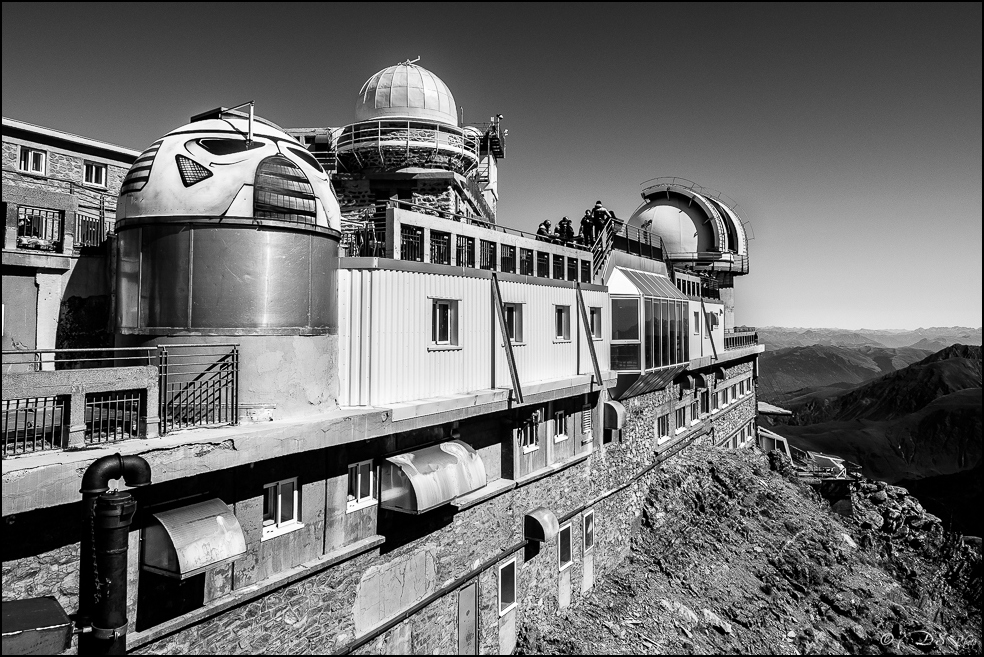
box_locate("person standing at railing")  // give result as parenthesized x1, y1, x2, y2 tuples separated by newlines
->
(579, 210, 595, 246)
(558, 216, 575, 245)
(536, 219, 552, 242)
(591, 201, 613, 237)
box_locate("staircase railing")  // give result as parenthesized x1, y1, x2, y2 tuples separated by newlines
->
(158, 344, 239, 434)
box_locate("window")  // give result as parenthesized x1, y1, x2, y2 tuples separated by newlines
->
(520, 409, 541, 453)
(589, 307, 603, 339)
(431, 299, 459, 346)
(730, 385, 737, 402)
(558, 522, 573, 571)
(479, 239, 497, 270)
(711, 389, 720, 412)
(611, 298, 640, 370)
(700, 390, 710, 415)
(675, 406, 686, 433)
(503, 303, 523, 343)
(498, 558, 517, 616)
(656, 413, 670, 444)
(430, 230, 451, 265)
(456, 235, 475, 268)
(84, 162, 107, 187)
(694, 311, 701, 334)
(500, 244, 516, 273)
(719, 390, 728, 408)
(552, 254, 564, 279)
(18, 147, 46, 174)
(536, 251, 549, 277)
(553, 409, 569, 442)
(347, 460, 376, 512)
(580, 260, 591, 283)
(262, 478, 301, 539)
(554, 305, 571, 341)
(519, 248, 534, 276)
(566, 257, 578, 281)
(583, 510, 595, 552)
(690, 399, 699, 425)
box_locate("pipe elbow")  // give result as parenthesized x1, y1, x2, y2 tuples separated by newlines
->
(80, 453, 152, 494)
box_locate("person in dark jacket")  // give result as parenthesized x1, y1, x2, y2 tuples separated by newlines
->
(536, 219, 552, 241)
(558, 216, 575, 244)
(579, 210, 595, 246)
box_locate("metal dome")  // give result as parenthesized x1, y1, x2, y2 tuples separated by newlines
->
(355, 62, 458, 126)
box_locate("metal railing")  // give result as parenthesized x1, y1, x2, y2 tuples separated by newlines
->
(2, 347, 156, 372)
(17, 206, 63, 252)
(430, 230, 451, 265)
(158, 344, 239, 435)
(85, 390, 143, 444)
(400, 225, 424, 262)
(724, 331, 758, 350)
(75, 212, 107, 248)
(335, 120, 480, 176)
(2, 396, 68, 457)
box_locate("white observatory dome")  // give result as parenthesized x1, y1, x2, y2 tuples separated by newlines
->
(355, 62, 458, 126)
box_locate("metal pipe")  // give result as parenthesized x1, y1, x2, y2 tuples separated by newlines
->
(78, 453, 151, 655)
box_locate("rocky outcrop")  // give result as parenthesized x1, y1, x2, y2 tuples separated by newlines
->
(516, 446, 981, 655)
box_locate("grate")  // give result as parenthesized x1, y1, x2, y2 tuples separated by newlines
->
(2, 396, 68, 457)
(85, 390, 143, 444)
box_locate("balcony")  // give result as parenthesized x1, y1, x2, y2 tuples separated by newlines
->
(2, 344, 239, 457)
(15, 206, 63, 252)
(74, 211, 109, 249)
(724, 330, 758, 350)
(335, 120, 481, 176)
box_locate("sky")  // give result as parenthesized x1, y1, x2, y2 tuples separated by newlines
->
(3, 3, 981, 330)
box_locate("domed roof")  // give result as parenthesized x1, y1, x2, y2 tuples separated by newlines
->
(117, 117, 341, 230)
(356, 62, 458, 126)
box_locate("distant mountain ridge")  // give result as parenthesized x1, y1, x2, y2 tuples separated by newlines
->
(776, 345, 983, 535)
(758, 326, 982, 350)
(757, 344, 932, 404)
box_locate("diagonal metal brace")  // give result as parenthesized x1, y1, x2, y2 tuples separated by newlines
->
(491, 273, 524, 404)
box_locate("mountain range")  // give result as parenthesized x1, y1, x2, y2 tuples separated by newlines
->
(772, 345, 982, 536)
(757, 326, 982, 351)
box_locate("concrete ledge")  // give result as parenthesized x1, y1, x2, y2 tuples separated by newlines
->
(515, 449, 592, 488)
(1, 248, 72, 270)
(126, 533, 385, 651)
(451, 478, 516, 511)
(688, 343, 764, 371)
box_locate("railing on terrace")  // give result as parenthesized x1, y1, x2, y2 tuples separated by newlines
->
(724, 331, 759, 350)
(158, 344, 239, 435)
(335, 120, 480, 176)
(2, 396, 68, 457)
(2, 345, 239, 457)
(74, 212, 108, 248)
(16, 206, 63, 252)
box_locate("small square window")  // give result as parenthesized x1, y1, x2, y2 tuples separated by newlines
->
(519, 409, 541, 453)
(19, 147, 46, 175)
(656, 414, 670, 444)
(84, 162, 107, 187)
(554, 305, 571, 341)
(553, 409, 569, 442)
(558, 522, 573, 571)
(498, 558, 517, 616)
(503, 302, 523, 343)
(347, 460, 376, 512)
(589, 307, 603, 339)
(583, 510, 595, 552)
(262, 477, 302, 539)
(431, 299, 459, 346)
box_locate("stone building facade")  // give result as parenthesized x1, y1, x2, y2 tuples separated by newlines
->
(1, 64, 761, 657)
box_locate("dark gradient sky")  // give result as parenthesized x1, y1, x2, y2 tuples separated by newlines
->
(4, 3, 981, 329)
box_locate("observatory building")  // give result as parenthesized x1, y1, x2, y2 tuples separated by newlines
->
(2, 62, 761, 655)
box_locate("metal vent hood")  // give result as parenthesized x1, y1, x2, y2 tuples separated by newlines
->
(380, 440, 487, 514)
(142, 498, 246, 579)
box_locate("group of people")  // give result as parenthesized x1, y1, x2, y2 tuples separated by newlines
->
(536, 201, 618, 247)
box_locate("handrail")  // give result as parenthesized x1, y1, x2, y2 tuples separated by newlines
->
(335, 120, 481, 160)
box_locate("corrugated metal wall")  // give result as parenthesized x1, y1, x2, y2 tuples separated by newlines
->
(338, 268, 609, 407)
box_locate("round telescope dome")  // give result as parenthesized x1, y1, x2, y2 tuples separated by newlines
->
(356, 62, 458, 126)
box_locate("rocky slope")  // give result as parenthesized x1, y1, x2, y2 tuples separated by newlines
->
(516, 447, 981, 655)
